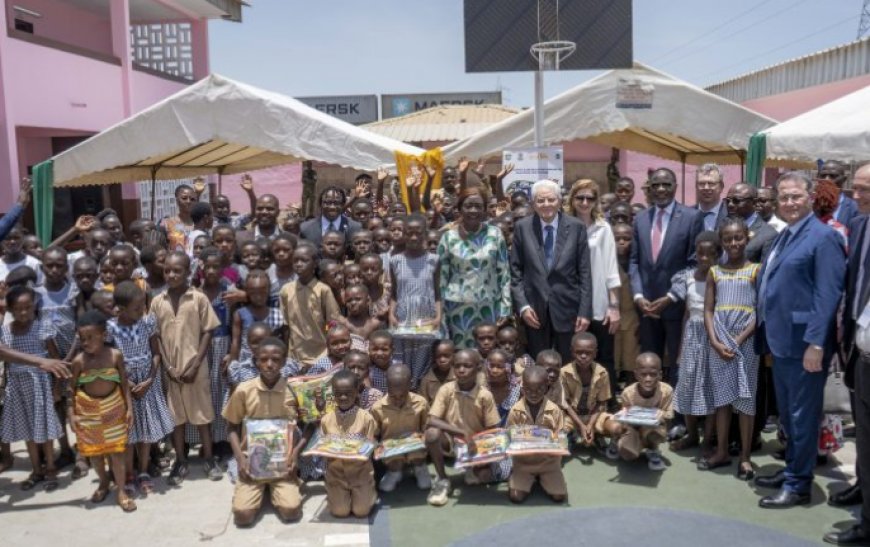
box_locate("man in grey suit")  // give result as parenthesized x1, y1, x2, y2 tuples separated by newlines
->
(725, 183, 777, 263)
(629, 168, 704, 382)
(510, 179, 593, 362)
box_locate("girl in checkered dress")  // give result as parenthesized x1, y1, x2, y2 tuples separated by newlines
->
(0, 286, 64, 491)
(703, 218, 760, 480)
(200, 249, 233, 444)
(108, 281, 174, 495)
(228, 270, 285, 364)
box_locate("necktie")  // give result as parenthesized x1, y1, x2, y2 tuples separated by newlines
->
(328, 220, 337, 233)
(704, 211, 716, 231)
(856, 220, 870, 318)
(544, 225, 555, 270)
(758, 229, 792, 322)
(651, 208, 665, 262)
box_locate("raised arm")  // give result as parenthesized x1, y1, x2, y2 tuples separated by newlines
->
(0, 178, 31, 242)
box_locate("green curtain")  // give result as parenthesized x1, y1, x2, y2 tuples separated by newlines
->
(745, 133, 766, 187)
(32, 160, 54, 246)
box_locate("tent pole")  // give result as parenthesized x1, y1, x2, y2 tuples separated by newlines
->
(680, 154, 686, 203)
(149, 167, 158, 222)
(738, 150, 746, 180)
(218, 167, 224, 195)
(534, 69, 544, 147)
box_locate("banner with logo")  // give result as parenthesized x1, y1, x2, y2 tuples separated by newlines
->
(501, 146, 565, 198)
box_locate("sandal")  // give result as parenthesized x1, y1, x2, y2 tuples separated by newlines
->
(20, 473, 45, 491)
(91, 487, 110, 503)
(737, 462, 755, 481)
(138, 473, 154, 495)
(43, 473, 59, 492)
(71, 459, 89, 480)
(697, 457, 732, 471)
(118, 496, 137, 513)
(669, 436, 699, 452)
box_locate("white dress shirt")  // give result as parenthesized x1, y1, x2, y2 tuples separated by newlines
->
(586, 219, 621, 321)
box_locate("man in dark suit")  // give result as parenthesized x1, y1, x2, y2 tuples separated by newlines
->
(695, 163, 728, 231)
(299, 186, 362, 249)
(629, 168, 704, 382)
(235, 193, 283, 243)
(755, 172, 846, 509)
(820, 160, 860, 226)
(725, 183, 777, 262)
(825, 164, 870, 545)
(510, 179, 593, 362)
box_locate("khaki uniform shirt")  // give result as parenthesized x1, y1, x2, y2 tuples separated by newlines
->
(418, 369, 454, 406)
(621, 382, 674, 421)
(279, 278, 340, 366)
(370, 392, 429, 440)
(222, 377, 299, 451)
(429, 380, 501, 434)
(561, 362, 612, 415)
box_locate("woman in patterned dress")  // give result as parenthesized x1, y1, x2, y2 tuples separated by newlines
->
(437, 187, 511, 348)
(158, 184, 198, 253)
(109, 281, 175, 495)
(702, 218, 760, 480)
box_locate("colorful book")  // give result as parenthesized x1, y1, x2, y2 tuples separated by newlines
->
(288, 367, 339, 422)
(505, 425, 570, 456)
(302, 432, 375, 461)
(614, 406, 661, 427)
(374, 433, 426, 460)
(454, 428, 511, 468)
(245, 418, 294, 481)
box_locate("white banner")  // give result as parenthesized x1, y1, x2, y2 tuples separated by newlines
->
(501, 146, 565, 198)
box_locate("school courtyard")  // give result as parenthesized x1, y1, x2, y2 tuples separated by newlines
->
(0, 434, 857, 546)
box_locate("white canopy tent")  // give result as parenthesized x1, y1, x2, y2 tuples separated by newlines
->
(51, 73, 425, 188)
(760, 84, 870, 163)
(442, 62, 777, 167)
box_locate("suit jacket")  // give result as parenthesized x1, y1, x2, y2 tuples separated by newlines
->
(629, 202, 704, 320)
(842, 215, 869, 381)
(695, 202, 728, 231)
(836, 195, 860, 226)
(299, 215, 361, 248)
(757, 215, 846, 360)
(510, 213, 593, 329)
(745, 215, 778, 263)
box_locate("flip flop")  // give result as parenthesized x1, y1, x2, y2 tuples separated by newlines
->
(91, 487, 110, 503)
(669, 436, 699, 451)
(119, 497, 137, 513)
(20, 473, 45, 491)
(43, 474, 59, 492)
(697, 458, 732, 471)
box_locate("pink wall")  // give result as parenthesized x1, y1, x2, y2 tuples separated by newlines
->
(130, 69, 187, 113)
(15, 133, 51, 176)
(742, 75, 870, 122)
(6, 0, 113, 56)
(220, 164, 303, 214)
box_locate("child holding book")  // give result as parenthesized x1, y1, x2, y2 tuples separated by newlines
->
(507, 366, 567, 503)
(425, 349, 502, 506)
(419, 339, 454, 405)
(69, 310, 135, 512)
(371, 363, 430, 492)
(320, 369, 379, 518)
(279, 243, 340, 368)
(223, 337, 303, 527)
(603, 353, 673, 471)
(561, 333, 612, 449)
(150, 251, 222, 485)
(109, 281, 174, 496)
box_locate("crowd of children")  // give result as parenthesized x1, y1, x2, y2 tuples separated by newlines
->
(0, 166, 779, 525)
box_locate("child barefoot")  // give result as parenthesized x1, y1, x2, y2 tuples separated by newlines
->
(603, 353, 673, 471)
(418, 339, 454, 405)
(507, 366, 567, 504)
(371, 363, 431, 493)
(69, 310, 136, 512)
(425, 349, 502, 506)
(561, 333, 612, 449)
(344, 350, 384, 410)
(701, 218, 760, 480)
(321, 369, 379, 518)
(0, 286, 63, 491)
(109, 281, 174, 496)
(669, 232, 719, 454)
(224, 337, 304, 527)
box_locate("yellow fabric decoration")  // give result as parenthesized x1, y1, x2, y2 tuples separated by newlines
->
(394, 148, 444, 212)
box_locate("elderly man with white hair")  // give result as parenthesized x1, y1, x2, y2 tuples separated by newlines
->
(510, 179, 593, 362)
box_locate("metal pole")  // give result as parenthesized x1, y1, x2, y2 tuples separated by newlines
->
(534, 69, 545, 147)
(681, 157, 686, 204)
(149, 167, 158, 222)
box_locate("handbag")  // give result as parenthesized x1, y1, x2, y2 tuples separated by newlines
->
(823, 353, 852, 415)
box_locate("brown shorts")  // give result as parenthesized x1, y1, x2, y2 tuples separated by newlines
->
(232, 476, 301, 515)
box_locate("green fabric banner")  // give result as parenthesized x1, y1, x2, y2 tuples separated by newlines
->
(745, 133, 766, 187)
(32, 160, 54, 246)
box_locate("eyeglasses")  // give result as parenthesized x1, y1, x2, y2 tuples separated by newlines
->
(573, 195, 597, 203)
(778, 193, 807, 204)
(725, 196, 751, 205)
(817, 173, 841, 180)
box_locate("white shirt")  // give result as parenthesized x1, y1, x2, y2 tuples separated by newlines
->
(767, 215, 787, 233)
(0, 254, 43, 285)
(586, 219, 621, 321)
(321, 216, 343, 235)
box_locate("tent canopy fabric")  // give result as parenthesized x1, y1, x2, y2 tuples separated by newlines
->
(52, 74, 425, 188)
(760, 84, 870, 164)
(442, 62, 777, 165)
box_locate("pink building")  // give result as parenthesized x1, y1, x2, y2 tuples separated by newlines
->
(0, 0, 243, 234)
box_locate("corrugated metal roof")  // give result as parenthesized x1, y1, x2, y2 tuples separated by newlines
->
(364, 104, 520, 143)
(705, 38, 870, 103)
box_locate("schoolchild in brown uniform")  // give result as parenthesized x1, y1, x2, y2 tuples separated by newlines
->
(371, 364, 431, 492)
(418, 339, 454, 406)
(506, 366, 567, 503)
(561, 333, 612, 448)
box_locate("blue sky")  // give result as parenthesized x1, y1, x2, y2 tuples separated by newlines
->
(209, 0, 863, 107)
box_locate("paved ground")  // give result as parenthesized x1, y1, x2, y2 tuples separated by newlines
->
(0, 434, 859, 546)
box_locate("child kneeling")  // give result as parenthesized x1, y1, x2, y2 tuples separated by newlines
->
(223, 338, 303, 527)
(602, 353, 673, 471)
(507, 366, 567, 503)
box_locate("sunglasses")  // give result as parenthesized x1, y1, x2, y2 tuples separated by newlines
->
(573, 195, 597, 203)
(725, 196, 751, 205)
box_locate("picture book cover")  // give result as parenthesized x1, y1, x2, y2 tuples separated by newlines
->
(302, 432, 375, 461)
(373, 433, 426, 460)
(245, 418, 294, 481)
(288, 367, 339, 422)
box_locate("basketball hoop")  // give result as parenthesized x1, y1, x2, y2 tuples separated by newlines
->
(530, 40, 576, 71)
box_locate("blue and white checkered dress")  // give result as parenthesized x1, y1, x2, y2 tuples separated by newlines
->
(208, 284, 233, 442)
(0, 320, 64, 443)
(107, 315, 175, 443)
(237, 306, 286, 362)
